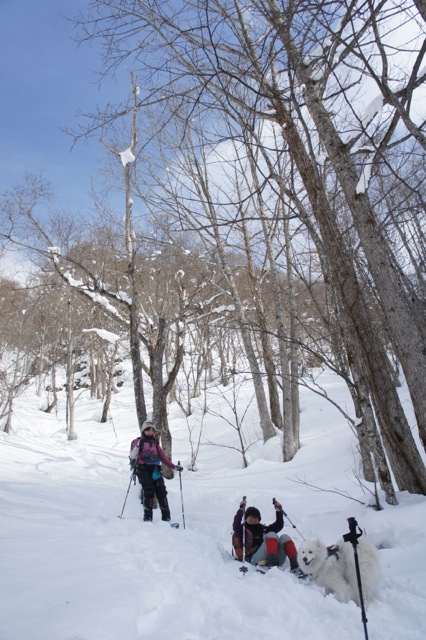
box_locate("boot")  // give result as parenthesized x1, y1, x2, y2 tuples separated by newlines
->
(289, 555, 307, 579)
(143, 497, 153, 521)
(158, 496, 171, 521)
(290, 566, 308, 579)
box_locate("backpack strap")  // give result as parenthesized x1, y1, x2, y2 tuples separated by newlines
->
(327, 544, 340, 560)
(130, 437, 140, 451)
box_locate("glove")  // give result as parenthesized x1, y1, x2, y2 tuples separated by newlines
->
(239, 498, 247, 510)
(175, 464, 183, 472)
(273, 500, 283, 511)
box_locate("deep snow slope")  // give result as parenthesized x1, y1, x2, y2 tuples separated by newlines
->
(1, 367, 425, 640)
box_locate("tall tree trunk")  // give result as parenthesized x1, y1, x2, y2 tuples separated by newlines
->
(66, 300, 77, 441)
(223, 275, 276, 442)
(347, 344, 397, 505)
(151, 318, 174, 479)
(293, 199, 397, 504)
(123, 75, 147, 431)
(44, 360, 58, 414)
(240, 208, 284, 431)
(280, 27, 426, 450)
(89, 339, 97, 399)
(282, 193, 301, 450)
(270, 96, 426, 493)
(100, 342, 118, 423)
(191, 158, 276, 442)
(129, 291, 147, 430)
(217, 328, 230, 387)
(245, 144, 297, 452)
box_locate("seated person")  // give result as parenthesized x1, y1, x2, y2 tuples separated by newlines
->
(232, 498, 306, 578)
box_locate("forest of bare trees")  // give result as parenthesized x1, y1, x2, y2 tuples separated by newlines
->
(1, 1, 425, 501)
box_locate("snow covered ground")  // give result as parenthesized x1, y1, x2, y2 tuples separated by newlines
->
(1, 365, 425, 640)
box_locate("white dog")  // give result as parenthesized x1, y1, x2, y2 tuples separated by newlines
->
(298, 537, 380, 606)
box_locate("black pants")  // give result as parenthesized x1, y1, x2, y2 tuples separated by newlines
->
(137, 465, 170, 521)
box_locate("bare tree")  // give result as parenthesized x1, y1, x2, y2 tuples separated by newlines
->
(206, 378, 259, 469)
(260, 0, 426, 449)
(157, 130, 277, 442)
(72, 0, 426, 491)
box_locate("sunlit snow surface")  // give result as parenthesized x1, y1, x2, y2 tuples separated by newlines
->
(1, 365, 425, 640)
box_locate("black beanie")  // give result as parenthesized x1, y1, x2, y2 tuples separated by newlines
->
(245, 507, 261, 521)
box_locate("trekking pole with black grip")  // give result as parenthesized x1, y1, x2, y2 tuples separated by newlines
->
(119, 434, 143, 519)
(343, 517, 369, 640)
(118, 469, 137, 519)
(273, 497, 305, 540)
(177, 461, 186, 529)
(239, 496, 249, 574)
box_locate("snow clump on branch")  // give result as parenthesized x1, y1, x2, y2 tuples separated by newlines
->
(119, 148, 135, 167)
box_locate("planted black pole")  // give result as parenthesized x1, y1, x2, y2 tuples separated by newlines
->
(343, 517, 369, 640)
(239, 496, 248, 575)
(177, 461, 186, 529)
(118, 471, 137, 519)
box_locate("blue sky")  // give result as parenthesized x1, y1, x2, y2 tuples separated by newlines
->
(0, 0, 125, 213)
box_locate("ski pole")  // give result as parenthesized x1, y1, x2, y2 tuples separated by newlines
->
(118, 471, 136, 519)
(273, 497, 305, 540)
(177, 461, 186, 529)
(343, 517, 369, 640)
(240, 495, 248, 574)
(119, 434, 142, 519)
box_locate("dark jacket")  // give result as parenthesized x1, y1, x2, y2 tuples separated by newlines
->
(233, 507, 284, 560)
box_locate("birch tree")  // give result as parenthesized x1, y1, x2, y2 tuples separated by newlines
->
(258, 0, 426, 449)
(74, 0, 426, 491)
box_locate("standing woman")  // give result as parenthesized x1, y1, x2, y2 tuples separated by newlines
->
(130, 419, 183, 522)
